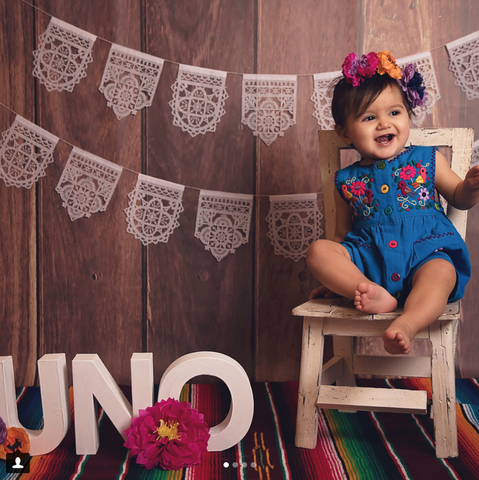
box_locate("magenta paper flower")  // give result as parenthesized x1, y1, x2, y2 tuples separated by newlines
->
(124, 398, 210, 470)
(399, 165, 417, 181)
(0, 417, 6, 445)
(342, 52, 379, 86)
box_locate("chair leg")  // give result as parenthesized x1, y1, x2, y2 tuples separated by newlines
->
(295, 316, 324, 449)
(333, 336, 356, 387)
(429, 320, 458, 458)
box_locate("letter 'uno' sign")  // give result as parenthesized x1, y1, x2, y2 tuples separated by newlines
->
(0, 351, 254, 456)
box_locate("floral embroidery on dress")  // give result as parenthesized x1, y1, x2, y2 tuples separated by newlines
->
(338, 172, 379, 220)
(392, 159, 432, 211)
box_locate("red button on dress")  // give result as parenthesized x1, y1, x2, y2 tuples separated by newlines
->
(391, 273, 401, 282)
(388, 240, 398, 248)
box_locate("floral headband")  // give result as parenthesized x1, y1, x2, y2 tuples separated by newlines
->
(341, 50, 427, 109)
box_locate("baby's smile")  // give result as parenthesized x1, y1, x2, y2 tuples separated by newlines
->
(375, 134, 394, 144)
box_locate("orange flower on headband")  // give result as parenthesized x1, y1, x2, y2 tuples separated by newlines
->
(377, 50, 401, 79)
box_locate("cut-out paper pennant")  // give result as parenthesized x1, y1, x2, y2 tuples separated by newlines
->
(194, 190, 253, 261)
(266, 193, 323, 262)
(55, 147, 122, 221)
(99, 44, 164, 120)
(125, 175, 184, 245)
(0, 115, 59, 189)
(242, 74, 297, 146)
(33, 17, 96, 92)
(169, 65, 228, 137)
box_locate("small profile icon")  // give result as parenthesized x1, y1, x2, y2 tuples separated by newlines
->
(5, 450, 30, 473)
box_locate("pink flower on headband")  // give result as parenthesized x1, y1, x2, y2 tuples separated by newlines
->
(342, 52, 379, 86)
(340, 51, 428, 110)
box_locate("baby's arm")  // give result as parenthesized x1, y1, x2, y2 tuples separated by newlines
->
(333, 187, 353, 242)
(435, 151, 479, 210)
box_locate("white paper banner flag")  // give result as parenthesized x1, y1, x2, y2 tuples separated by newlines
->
(0, 115, 59, 189)
(397, 52, 440, 126)
(266, 193, 323, 262)
(194, 190, 253, 261)
(169, 65, 228, 137)
(33, 17, 96, 93)
(446, 31, 479, 100)
(473, 139, 479, 167)
(99, 44, 164, 120)
(242, 74, 297, 146)
(124, 175, 184, 245)
(311, 71, 341, 130)
(55, 148, 122, 221)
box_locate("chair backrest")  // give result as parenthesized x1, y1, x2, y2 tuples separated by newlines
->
(318, 128, 474, 241)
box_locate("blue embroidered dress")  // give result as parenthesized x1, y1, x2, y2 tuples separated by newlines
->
(335, 145, 470, 302)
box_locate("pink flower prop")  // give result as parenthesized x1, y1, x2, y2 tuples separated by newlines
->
(342, 52, 379, 86)
(399, 165, 417, 181)
(124, 398, 210, 471)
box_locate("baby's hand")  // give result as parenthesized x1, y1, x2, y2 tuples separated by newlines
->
(464, 165, 479, 191)
(309, 285, 340, 300)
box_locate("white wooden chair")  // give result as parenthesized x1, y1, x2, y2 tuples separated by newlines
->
(294, 128, 474, 458)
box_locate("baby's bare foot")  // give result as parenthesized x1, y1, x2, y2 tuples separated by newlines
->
(382, 328, 411, 355)
(354, 282, 397, 314)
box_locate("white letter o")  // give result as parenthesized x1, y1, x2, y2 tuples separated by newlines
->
(157, 352, 254, 451)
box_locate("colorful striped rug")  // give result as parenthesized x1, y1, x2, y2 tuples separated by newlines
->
(1, 378, 479, 479)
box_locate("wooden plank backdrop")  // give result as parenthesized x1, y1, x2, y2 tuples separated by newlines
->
(0, 0, 478, 386)
(0, 0, 36, 386)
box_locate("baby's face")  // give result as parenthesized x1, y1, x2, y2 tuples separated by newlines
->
(336, 85, 411, 164)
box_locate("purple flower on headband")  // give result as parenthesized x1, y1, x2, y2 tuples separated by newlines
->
(342, 52, 379, 86)
(0, 417, 6, 445)
(398, 63, 427, 108)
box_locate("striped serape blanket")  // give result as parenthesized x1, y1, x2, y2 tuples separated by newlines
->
(1, 378, 479, 479)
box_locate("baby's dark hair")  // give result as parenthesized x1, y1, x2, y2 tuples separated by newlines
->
(331, 73, 412, 127)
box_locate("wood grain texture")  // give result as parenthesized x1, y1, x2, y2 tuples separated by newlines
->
(0, 0, 36, 386)
(36, 0, 143, 384)
(256, 0, 360, 381)
(144, 0, 256, 380)
(1, 0, 479, 385)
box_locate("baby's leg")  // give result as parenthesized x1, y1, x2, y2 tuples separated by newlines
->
(306, 240, 397, 313)
(382, 258, 457, 354)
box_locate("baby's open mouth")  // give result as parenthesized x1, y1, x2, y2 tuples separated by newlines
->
(375, 134, 394, 144)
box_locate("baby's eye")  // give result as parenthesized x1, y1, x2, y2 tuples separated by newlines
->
(390, 110, 401, 116)
(363, 115, 375, 122)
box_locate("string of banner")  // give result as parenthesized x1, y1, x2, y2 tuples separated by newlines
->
(1, 6, 479, 262)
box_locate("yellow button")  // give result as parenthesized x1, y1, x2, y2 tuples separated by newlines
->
(381, 184, 389, 194)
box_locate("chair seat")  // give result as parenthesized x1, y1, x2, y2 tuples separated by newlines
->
(293, 298, 460, 321)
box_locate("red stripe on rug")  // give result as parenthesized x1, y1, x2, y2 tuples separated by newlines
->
(447, 405, 479, 480)
(268, 382, 347, 480)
